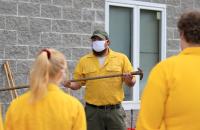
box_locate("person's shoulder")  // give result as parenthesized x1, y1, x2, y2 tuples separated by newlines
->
(61, 93, 84, 108)
(8, 92, 30, 109)
(159, 55, 178, 65)
(153, 55, 179, 72)
(79, 52, 93, 61)
(110, 50, 127, 58)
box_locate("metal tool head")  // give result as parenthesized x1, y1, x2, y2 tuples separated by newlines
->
(137, 68, 143, 80)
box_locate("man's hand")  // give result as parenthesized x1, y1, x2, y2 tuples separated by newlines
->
(63, 80, 71, 88)
(63, 80, 82, 90)
(123, 73, 136, 87)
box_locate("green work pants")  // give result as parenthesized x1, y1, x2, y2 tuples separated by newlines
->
(85, 104, 126, 130)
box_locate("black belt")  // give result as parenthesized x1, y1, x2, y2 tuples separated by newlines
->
(86, 102, 121, 110)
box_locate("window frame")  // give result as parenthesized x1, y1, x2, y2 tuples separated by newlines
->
(105, 0, 167, 110)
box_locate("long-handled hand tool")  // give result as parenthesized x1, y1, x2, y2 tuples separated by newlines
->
(6, 61, 18, 97)
(70, 68, 143, 82)
(3, 61, 18, 99)
(3, 63, 14, 99)
(0, 68, 143, 92)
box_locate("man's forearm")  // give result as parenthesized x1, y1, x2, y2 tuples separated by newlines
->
(125, 78, 136, 87)
(69, 82, 82, 90)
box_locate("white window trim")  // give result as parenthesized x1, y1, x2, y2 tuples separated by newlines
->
(105, 0, 167, 110)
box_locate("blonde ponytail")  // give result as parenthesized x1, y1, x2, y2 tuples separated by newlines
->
(30, 52, 50, 102)
(29, 48, 66, 102)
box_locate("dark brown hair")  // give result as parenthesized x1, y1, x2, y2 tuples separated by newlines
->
(177, 11, 200, 44)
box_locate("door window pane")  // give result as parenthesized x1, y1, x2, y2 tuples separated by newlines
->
(139, 10, 161, 97)
(109, 6, 133, 101)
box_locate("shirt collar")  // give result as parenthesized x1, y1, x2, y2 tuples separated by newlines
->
(87, 48, 116, 58)
(180, 47, 200, 55)
(47, 83, 60, 91)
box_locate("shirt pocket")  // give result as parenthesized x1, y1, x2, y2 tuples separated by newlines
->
(105, 65, 122, 83)
(106, 65, 122, 74)
(83, 67, 97, 77)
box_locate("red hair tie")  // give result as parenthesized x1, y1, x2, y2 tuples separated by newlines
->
(40, 49, 51, 59)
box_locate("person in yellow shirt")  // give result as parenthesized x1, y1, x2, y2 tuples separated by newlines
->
(64, 30, 136, 130)
(0, 104, 3, 130)
(4, 48, 86, 130)
(136, 11, 200, 130)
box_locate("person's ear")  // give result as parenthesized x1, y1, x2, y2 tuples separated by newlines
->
(105, 40, 110, 46)
(180, 31, 184, 38)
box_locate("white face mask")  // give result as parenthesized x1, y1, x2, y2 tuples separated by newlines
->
(92, 40, 105, 52)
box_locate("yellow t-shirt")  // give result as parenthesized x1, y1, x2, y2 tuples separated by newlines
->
(5, 83, 86, 130)
(136, 47, 200, 130)
(74, 49, 134, 105)
(0, 104, 3, 130)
